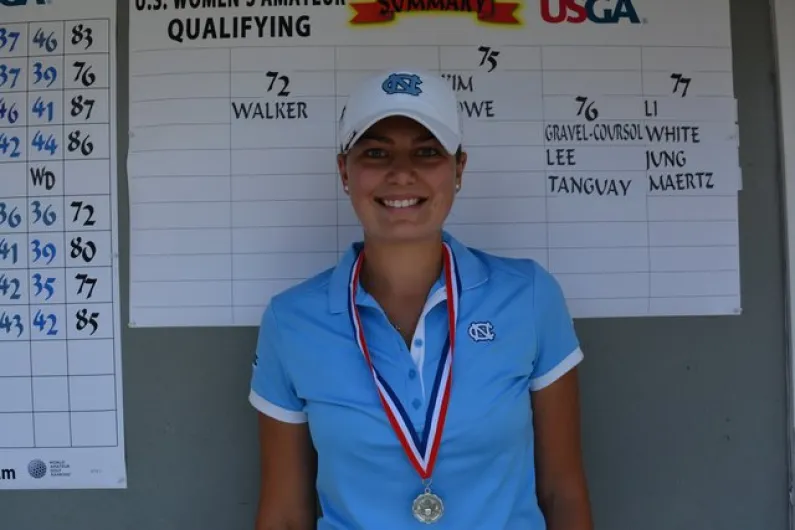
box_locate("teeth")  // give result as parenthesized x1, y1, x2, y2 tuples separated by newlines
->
(383, 198, 420, 208)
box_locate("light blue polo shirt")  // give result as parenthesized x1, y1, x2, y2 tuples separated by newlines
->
(249, 231, 583, 529)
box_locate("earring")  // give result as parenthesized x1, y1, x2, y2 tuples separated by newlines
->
(343, 185, 349, 193)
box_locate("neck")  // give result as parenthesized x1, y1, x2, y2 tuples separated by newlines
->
(360, 233, 444, 299)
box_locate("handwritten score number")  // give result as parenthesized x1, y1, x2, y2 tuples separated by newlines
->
(72, 61, 96, 88)
(67, 130, 93, 156)
(0, 238, 19, 265)
(0, 28, 21, 53)
(70, 201, 95, 227)
(575, 96, 599, 121)
(71, 95, 95, 120)
(265, 71, 290, 96)
(0, 98, 19, 125)
(670, 73, 691, 97)
(0, 273, 21, 300)
(0, 311, 24, 337)
(32, 28, 57, 53)
(74, 272, 96, 299)
(0, 202, 22, 229)
(477, 45, 500, 72)
(75, 308, 99, 335)
(71, 24, 94, 50)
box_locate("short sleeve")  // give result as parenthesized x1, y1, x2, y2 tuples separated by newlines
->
(529, 264, 584, 391)
(248, 303, 307, 423)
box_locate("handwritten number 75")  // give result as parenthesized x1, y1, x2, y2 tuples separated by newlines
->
(265, 71, 290, 96)
(477, 46, 500, 72)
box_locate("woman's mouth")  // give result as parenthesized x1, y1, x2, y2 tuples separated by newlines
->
(376, 197, 426, 209)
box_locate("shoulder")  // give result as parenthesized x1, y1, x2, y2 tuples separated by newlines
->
(468, 246, 562, 297)
(261, 266, 335, 331)
(461, 245, 572, 326)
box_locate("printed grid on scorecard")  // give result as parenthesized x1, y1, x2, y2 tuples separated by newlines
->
(128, 38, 742, 326)
(0, 19, 119, 451)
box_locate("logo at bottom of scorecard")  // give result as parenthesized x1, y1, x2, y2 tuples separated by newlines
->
(0, 459, 64, 481)
(28, 459, 47, 479)
(1, 460, 50, 481)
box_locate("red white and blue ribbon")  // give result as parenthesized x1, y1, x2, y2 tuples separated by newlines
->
(348, 242, 461, 481)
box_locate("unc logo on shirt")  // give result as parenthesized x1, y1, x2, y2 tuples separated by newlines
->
(382, 73, 423, 96)
(467, 321, 495, 342)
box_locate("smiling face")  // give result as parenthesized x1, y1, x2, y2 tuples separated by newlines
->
(338, 115, 467, 244)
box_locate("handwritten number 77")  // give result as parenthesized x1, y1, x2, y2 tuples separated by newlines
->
(670, 73, 691, 97)
(265, 71, 290, 97)
(74, 272, 96, 299)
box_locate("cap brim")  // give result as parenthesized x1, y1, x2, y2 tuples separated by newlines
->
(343, 107, 460, 155)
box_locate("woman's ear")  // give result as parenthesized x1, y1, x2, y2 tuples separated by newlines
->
(455, 150, 467, 191)
(337, 153, 349, 193)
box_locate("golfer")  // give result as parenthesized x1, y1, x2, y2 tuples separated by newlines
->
(249, 69, 594, 529)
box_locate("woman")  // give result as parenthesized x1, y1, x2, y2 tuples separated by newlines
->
(249, 69, 593, 529)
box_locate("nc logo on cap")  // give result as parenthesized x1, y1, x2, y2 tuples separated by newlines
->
(382, 73, 423, 96)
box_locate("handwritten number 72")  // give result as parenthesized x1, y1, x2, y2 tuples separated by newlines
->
(265, 71, 290, 96)
(670, 73, 691, 97)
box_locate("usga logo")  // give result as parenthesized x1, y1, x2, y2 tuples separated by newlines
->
(0, 0, 47, 5)
(541, 0, 640, 24)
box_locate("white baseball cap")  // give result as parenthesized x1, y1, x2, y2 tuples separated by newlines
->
(338, 69, 463, 155)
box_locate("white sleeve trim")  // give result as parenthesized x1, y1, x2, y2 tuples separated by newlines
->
(249, 390, 308, 424)
(529, 347, 584, 391)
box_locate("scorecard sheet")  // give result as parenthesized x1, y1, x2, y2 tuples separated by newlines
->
(127, 0, 742, 326)
(0, 0, 125, 489)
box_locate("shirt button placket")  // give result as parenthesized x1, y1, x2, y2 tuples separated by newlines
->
(409, 336, 425, 418)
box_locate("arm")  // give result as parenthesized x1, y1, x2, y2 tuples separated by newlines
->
(256, 413, 317, 530)
(532, 369, 593, 530)
(529, 264, 593, 530)
(250, 303, 317, 530)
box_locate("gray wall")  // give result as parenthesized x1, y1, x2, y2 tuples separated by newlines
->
(0, 0, 790, 528)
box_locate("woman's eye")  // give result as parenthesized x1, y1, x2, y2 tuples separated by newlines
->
(416, 147, 440, 157)
(364, 148, 387, 158)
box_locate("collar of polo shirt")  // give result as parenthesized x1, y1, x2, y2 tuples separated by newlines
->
(327, 231, 488, 314)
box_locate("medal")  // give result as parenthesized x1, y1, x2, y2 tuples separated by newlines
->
(412, 484, 445, 524)
(349, 242, 460, 524)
